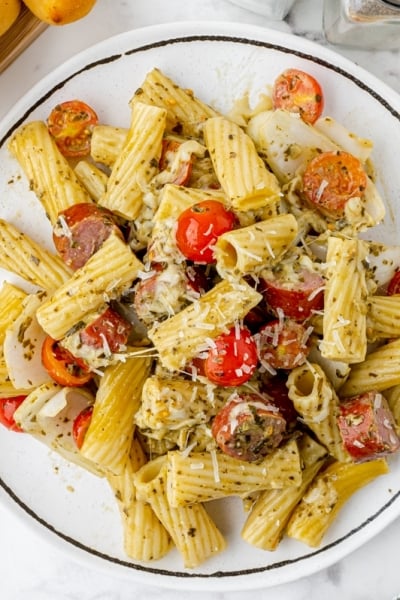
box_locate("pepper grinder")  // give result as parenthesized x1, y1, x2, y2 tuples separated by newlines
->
(323, 0, 400, 49)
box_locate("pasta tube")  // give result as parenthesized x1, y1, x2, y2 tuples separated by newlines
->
(215, 214, 298, 278)
(241, 435, 328, 551)
(148, 278, 262, 371)
(0, 219, 71, 292)
(90, 125, 127, 167)
(36, 234, 143, 340)
(0, 282, 26, 343)
(366, 295, 400, 340)
(166, 439, 302, 506)
(286, 458, 389, 547)
(99, 102, 167, 220)
(204, 116, 281, 211)
(130, 68, 219, 137)
(0, 283, 28, 395)
(154, 183, 227, 223)
(8, 121, 92, 224)
(287, 362, 350, 462)
(107, 439, 172, 561)
(80, 354, 152, 475)
(340, 338, 400, 397)
(134, 456, 226, 568)
(320, 236, 368, 364)
(74, 160, 108, 202)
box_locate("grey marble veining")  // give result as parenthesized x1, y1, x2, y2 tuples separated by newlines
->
(1, 1, 400, 599)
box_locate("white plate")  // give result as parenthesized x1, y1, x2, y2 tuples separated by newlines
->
(1, 21, 400, 592)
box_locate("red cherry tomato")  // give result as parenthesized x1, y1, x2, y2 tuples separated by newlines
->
(0, 396, 26, 432)
(159, 139, 193, 186)
(387, 270, 400, 295)
(72, 405, 93, 449)
(211, 393, 286, 462)
(302, 151, 367, 216)
(175, 200, 236, 264)
(256, 318, 311, 371)
(204, 326, 258, 386)
(53, 202, 122, 270)
(41, 336, 93, 387)
(272, 68, 324, 124)
(337, 391, 400, 462)
(47, 100, 98, 157)
(260, 268, 325, 321)
(79, 307, 132, 353)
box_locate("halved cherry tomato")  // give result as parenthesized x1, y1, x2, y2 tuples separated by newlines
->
(387, 270, 400, 295)
(41, 336, 93, 387)
(159, 139, 193, 186)
(175, 200, 236, 264)
(47, 100, 98, 157)
(337, 391, 400, 462)
(256, 318, 311, 371)
(272, 68, 324, 125)
(203, 326, 258, 386)
(79, 307, 132, 353)
(302, 150, 367, 216)
(211, 393, 286, 462)
(72, 405, 93, 449)
(260, 268, 324, 321)
(53, 202, 122, 270)
(0, 396, 26, 432)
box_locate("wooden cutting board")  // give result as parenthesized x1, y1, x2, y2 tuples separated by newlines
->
(0, 5, 47, 74)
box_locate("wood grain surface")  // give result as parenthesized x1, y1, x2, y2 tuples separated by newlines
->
(0, 5, 47, 74)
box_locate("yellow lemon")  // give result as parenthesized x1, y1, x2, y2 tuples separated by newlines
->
(22, 0, 97, 26)
(0, 0, 21, 36)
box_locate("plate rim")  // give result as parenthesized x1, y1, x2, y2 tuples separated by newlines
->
(1, 20, 400, 591)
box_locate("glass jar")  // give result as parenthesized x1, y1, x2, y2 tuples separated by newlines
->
(323, 0, 400, 49)
(226, 0, 297, 20)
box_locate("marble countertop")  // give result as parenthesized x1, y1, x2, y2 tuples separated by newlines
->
(1, 1, 400, 599)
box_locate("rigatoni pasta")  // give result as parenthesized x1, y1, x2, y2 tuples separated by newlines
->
(215, 213, 298, 278)
(2, 65, 399, 571)
(99, 102, 167, 220)
(320, 236, 368, 364)
(204, 115, 281, 211)
(286, 458, 389, 547)
(166, 439, 302, 506)
(241, 435, 328, 550)
(129, 67, 220, 137)
(134, 456, 226, 568)
(80, 354, 152, 475)
(0, 219, 71, 292)
(36, 234, 143, 339)
(107, 439, 172, 561)
(287, 362, 350, 462)
(8, 121, 92, 224)
(148, 278, 262, 371)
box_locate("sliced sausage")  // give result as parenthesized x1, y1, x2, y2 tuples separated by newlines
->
(211, 392, 287, 462)
(53, 202, 122, 270)
(338, 390, 400, 462)
(255, 318, 312, 371)
(260, 267, 324, 321)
